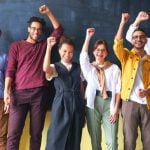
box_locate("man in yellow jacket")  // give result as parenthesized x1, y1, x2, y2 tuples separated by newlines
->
(113, 13, 150, 150)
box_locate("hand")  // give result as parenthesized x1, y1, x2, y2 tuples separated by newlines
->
(138, 88, 149, 98)
(47, 36, 56, 47)
(136, 11, 149, 23)
(86, 28, 95, 38)
(121, 13, 130, 24)
(109, 107, 119, 124)
(4, 92, 10, 114)
(39, 4, 50, 14)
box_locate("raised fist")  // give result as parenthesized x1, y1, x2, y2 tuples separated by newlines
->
(86, 28, 95, 38)
(136, 11, 149, 22)
(39, 5, 50, 14)
(47, 36, 56, 47)
(121, 13, 130, 24)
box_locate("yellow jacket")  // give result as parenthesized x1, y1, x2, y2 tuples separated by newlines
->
(113, 39, 150, 109)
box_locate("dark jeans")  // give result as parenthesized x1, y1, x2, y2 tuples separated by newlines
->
(122, 100, 150, 150)
(7, 87, 49, 150)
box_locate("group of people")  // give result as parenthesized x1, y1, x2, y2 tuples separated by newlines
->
(0, 4, 150, 150)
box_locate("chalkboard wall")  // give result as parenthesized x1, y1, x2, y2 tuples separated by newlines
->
(0, 0, 150, 63)
(0, 0, 150, 108)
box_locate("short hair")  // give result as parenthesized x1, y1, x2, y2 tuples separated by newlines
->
(132, 28, 147, 36)
(58, 35, 75, 49)
(27, 16, 46, 27)
(93, 39, 109, 53)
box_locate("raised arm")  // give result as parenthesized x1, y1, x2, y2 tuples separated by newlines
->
(126, 11, 149, 42)
(133, 11, 149, 27)
(115, 13, 130, 40)
(113, 13, 130, 62)
(39, 4, 64, 41)
(81, 28, 95, 52)
(80, 28, 95, 80)
(43, 37, 57, 78)
(39, 4, 60, 29)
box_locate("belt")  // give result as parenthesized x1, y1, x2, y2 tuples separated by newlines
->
(96, 90, 112, 97)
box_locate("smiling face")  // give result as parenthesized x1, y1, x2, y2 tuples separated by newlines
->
(27, 22, 43, 43)
(59, 43, 74, 64)
(93, 41, 108, 64)
(131, 30, 147, 51)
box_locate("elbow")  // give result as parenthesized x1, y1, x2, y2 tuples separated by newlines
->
(52, 25, 64, 42)
(43, 65, 53, 76)
(125, 34, 130, 42)
(43, 65, 48, 73)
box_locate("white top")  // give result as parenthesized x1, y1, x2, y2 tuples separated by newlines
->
(130, 58, 147, 104)
(126, 24, 150, 55)
(46, 61, 72, 81)
(80, 51, 121, 113)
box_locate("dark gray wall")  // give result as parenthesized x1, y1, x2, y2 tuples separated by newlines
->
(0, 0, 150, 63)
(1, 0, 150, 109)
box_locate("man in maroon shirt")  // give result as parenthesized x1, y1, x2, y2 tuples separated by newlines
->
(4, 4, 63, 150)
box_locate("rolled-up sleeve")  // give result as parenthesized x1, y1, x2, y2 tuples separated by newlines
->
(113, 38, 129, 63)
(80, 51, 93, 81)
(45, 64, 58, 81)
(50, 25, 64, 41)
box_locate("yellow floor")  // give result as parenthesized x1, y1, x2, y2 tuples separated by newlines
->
(20, 112, 142, 150)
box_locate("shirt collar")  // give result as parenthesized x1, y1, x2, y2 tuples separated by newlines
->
(60, 61, 72, 71)
(131, 48, 150, 61)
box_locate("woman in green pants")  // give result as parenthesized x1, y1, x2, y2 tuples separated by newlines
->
(80, 28, 121, 150)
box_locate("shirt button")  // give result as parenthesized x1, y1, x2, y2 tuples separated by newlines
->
(131, 77, 133, 79)
(128, 88, 130, 90)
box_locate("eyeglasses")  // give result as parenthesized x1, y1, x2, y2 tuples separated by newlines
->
(29, 27, 42, 32)
(132, 35, 146, 40)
